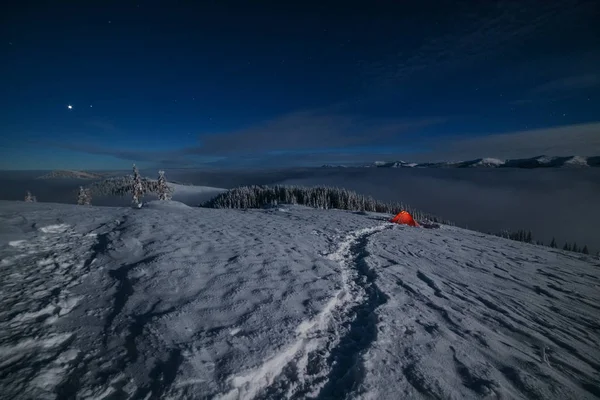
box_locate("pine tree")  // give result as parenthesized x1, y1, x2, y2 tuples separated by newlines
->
(550, 237, 557, 248)
(24, 191, 37, 202)
(77, 186, 92, 205)
(563, 243, 569, 251)
(157, 170, 172, 200)
(526, 231, 533, 243)
(199, 184, 456, 225)
(582, 245, 589, 255)
(572, 243, 578, 253)
(132, 164, 145, 208)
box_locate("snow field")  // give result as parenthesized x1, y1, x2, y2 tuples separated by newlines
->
(0, 200, 599, 399)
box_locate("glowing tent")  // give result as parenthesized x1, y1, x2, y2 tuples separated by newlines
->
(390, 210, 419, 227)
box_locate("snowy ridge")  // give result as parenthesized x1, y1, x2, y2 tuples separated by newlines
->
(219, 224, 389, 399)
(564, 155, 589, 167)
(1, 201, 599, 399)
(357, 155, 599, 169)
(468, 157, 505, 167)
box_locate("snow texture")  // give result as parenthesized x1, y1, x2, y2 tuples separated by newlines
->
(0, 200, 599, 399)
(564, 156, 589, 167)
(470, 158, 505, 167)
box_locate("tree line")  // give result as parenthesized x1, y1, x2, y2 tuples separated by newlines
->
(201, 184, 452, 225)
(494, 229, 590, 255)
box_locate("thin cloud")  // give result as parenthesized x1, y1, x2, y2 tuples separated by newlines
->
(361, 0, 593, 88)
(196, 111, 445, 154)
(510, 73, 600, 105)
(48, 111, 446, 167)
(415, 122, 600, 161)
(531, 74, 600, 94)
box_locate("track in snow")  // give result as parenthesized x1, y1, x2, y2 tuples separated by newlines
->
(217, 224, 390, 400)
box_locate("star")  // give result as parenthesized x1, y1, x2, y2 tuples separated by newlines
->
(90, 105, 93, 107)
(67, 105, 73, 110)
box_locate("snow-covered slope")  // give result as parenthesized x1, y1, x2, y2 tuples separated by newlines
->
(0, 201, 599, 399)
(468, 157, 506, 167)
(88, 177, 226, 206)
(564, 156, 589, 168)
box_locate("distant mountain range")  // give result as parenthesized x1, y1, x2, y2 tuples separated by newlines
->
(323, 155, 600, 169)
(36, 170, 108, 179)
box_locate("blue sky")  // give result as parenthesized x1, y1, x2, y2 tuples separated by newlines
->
(1, 0, 599, 169)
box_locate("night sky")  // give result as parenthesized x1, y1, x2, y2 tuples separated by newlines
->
(2, 0, 599, 170)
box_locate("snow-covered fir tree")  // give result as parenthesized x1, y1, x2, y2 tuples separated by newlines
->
(24, 191, 37, 202)
(132, 164, 145, 208)
(157, 170, 172, 200)
(201, 185, 451, 225)
(77, 186, 92, 205)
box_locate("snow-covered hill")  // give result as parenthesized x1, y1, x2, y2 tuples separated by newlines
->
(1, 201, 599, 399)
(87, 177, 227, 206)
(463, 157, 506, 167)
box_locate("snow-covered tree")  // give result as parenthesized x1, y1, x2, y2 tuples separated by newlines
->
(24, 191, 37, 202)
(157, 170, 172, 200)
(526, 231, 533, 243)
(132, 164, 145, 208)
(77, 186, 92, 205)
(201, 184, 452, 225)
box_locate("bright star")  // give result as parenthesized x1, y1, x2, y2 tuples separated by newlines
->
(67, 105, 73, 110)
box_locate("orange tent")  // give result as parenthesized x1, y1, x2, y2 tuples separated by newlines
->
(390, 210, 419, 227)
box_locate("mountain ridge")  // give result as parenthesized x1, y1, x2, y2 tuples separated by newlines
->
(36, 170, 109, 179)
(323, 155, 600, 169)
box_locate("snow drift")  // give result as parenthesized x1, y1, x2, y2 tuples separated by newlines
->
(0, 200, 599, 399)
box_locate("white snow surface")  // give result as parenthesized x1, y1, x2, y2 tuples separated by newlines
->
(471, 158, 506, 167)
(564, 156, 589, 167)
(0, 200, 599, 399)
(535, 156, 557, 164)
